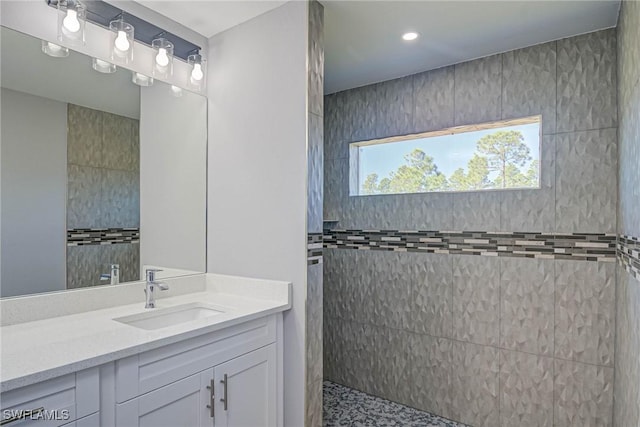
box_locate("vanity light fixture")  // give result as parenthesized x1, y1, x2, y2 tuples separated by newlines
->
(57, 0, 85, 46)
(187, 51, 206, 91)
(152, 37, 174, 78)
(41, 40, 69, 57)
(170, 85, 183, 98)
(92, 58, 116, 74)
(132, 72, 153, 87)
(110, 15, 134, 64)
(402, 31, 419, 41)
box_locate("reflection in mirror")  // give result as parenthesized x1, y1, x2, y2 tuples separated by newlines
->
(0, 26, 207, 298)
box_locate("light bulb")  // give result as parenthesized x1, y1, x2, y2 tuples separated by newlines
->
(191, 63, 203, 81)
(63, 9, 80, 33)
(155, 48, 169, 67)
(114, 31, 130, 52)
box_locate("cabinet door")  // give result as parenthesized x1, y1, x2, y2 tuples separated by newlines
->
(214, 344, 276, 427)
(116, 370, 214, 427)
(60, 412, 99, 427)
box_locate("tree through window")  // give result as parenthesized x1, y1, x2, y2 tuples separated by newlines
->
(350, 116, 541, 196)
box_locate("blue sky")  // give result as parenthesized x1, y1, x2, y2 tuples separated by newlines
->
(358, 122, 540, 186)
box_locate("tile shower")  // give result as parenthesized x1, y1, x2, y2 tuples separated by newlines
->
(66, 104, 140, 288)
(322, 23, 639, 426)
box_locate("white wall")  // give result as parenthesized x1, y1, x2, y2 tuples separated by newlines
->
(139, 82, 207, 275)
(207, 2, 308, 425)
(1, 88, 67, 297)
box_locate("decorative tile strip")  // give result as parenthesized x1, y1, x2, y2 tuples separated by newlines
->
(308, 233, 324, 265)
(618, 235, 640, 280)
(323, 229, 617, 262)
(67, 228, 140, 246)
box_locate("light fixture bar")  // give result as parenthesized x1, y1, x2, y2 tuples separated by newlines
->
(45, 0, 201, 61)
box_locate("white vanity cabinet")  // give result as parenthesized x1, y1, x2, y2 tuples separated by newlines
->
(115, 371, 213, 427)
(110, 314, 280, 427)
(1, 313, 283, 427)
(212, 345, 277, 427)
(115, 345, 276, 427)
(0, 368, 99, 426)
(61, 413, 101, 427)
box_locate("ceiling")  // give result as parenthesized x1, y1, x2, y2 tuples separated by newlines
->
(133, 1, 287, 38)
(133, 0, 621, 95)
(323, 0, 620, 94)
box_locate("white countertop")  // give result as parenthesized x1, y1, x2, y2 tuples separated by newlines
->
(0, 274, 291, 392)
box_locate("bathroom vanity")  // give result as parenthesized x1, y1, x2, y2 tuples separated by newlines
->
(0, 274, 291, 426)
(0, 5, 293, 427)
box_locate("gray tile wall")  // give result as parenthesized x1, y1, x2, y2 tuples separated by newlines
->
(67, 104, 140, 288)
(306, 2, 324, 426)
(614, 2, 640, 427)
(324, 29, 618, 427)
(324, 250, 616, 427)
(325, 29, 617, 235)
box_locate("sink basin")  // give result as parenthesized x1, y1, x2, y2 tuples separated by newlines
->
(114, 303, 224, 330)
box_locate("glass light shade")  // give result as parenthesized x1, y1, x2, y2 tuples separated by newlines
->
(92, 58, 116, 74)
(110, 19, 134, 63)
(57, 0, 86, 46)
(187, 53, 206, 91)
(170, 85, 183, 98)
(152, 38, 174, 78)
(41, 40, 69, 58)
(132, 72, 154, 87)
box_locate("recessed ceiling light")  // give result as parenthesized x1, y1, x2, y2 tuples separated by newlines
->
(402, 32, 419, 41)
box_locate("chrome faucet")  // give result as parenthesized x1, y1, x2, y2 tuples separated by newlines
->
(100, 264, 120, 286)
(144, 269, 169, 309)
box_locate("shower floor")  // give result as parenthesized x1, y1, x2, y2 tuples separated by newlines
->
(323, 381, 466, 427)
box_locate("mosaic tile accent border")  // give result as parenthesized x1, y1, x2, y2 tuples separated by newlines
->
(618, 235, 640, 280)
(308, 233, 324, 265)
(67, 228, 140, 246)
(323, 229, 617, 262)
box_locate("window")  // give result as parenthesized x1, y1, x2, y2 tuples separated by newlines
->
(350, 116, 542, 196)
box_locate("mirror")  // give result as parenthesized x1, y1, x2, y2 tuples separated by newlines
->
(0, 26, 207, 298)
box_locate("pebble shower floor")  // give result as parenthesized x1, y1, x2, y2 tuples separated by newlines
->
(323, 381, 468, 427)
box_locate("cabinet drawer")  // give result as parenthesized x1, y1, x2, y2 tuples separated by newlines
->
(116, 314, 276, 402)
(0, 368, 99, 426)
(60, 412, 99, 427)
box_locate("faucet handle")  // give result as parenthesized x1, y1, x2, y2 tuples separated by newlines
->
(145, 268, 163, 282)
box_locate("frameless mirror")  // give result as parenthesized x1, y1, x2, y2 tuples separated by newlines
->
(0, 26, 207, 298)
